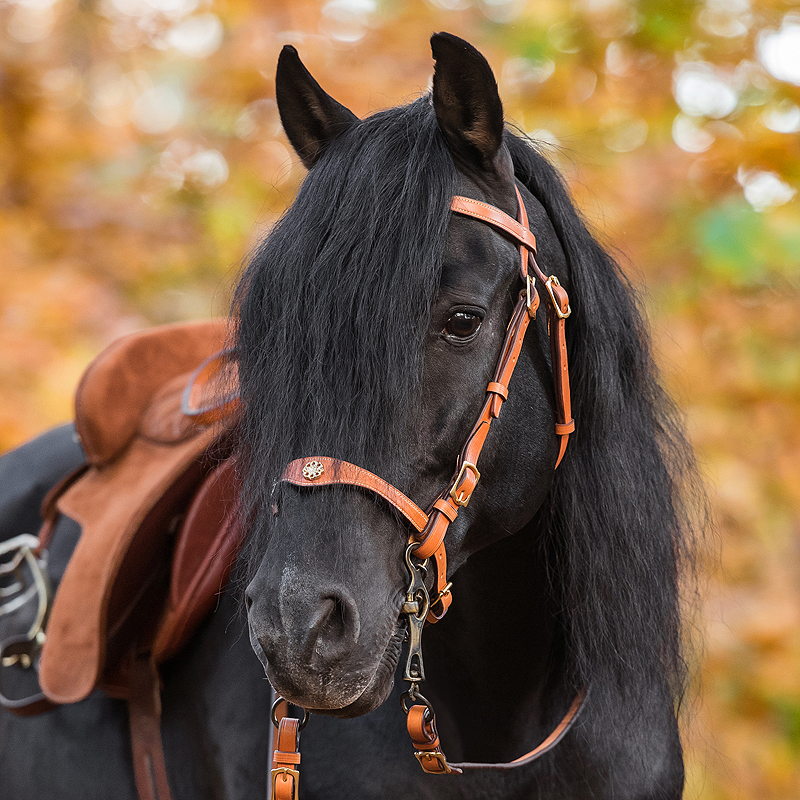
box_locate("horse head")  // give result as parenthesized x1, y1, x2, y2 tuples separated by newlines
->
(237, 33, 571, 718)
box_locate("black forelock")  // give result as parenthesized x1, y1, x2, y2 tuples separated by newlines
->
(233, 97, 457, 534)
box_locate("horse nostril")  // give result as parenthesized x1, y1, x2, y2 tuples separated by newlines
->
(309, 591, 360, 663)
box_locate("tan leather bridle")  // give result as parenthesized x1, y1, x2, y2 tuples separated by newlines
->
(270, 188, 584, 797)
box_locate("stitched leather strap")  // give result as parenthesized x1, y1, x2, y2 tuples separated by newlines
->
(450, 195, 537, 275)
(406, 687, 587, 774)
(282, 457, 428, 532)
(271, 717, 301, 800)
(450, 187, 575, 476)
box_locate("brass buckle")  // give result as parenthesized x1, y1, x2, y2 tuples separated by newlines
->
(414, 749, 454, 774)
(449, 461, 480, 507)
(271, 768, 299, 800)
(545, 275, 571, 319)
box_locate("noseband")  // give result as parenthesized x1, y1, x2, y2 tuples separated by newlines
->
(270, 187, 583, 795)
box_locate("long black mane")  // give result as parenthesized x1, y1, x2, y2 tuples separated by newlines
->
(233, 98, 701, 714)
(506, 133, 703, 713)
(233, 98, 457, 564)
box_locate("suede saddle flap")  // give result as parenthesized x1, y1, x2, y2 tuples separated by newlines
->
(39, 319, 238, 705)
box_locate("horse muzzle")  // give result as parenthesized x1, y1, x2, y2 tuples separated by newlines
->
(245, 573, 403, 714)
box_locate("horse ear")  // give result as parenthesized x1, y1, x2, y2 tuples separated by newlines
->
(276, 45, 359, 169)
(431, 32, 505, 173)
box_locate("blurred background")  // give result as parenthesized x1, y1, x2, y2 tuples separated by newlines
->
(0, 0, 797, 796)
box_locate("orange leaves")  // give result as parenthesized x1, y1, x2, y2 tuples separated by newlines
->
(0, 3, 798, 796)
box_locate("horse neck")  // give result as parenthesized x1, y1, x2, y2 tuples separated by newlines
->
(421, 516, 570, 763)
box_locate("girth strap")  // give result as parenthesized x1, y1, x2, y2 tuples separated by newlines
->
(128, 655, 174, 800)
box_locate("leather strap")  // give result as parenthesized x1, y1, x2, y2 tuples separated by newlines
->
(282, 457, 428, 532)
(450, 195, 538, 274)
(271, 717, 301, 800)
(127, 654, 174, 800)
(450, 186, 575, 467)
(406, 686, 587, 774)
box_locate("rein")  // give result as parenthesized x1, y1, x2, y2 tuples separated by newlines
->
(270, 188, 584, 797)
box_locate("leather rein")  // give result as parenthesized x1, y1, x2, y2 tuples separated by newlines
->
(269, 187, 585, 797)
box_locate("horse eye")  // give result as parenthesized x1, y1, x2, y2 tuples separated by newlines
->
(444, 312, 482, 340)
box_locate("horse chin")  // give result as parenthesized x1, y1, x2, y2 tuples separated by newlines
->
(311, 625, 405, 719)
(252, 622, 406, 719)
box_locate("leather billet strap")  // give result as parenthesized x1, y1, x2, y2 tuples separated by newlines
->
(271, 715, 301, 800)
(128, 655, 174, 800)
(406, 686, 587, 775)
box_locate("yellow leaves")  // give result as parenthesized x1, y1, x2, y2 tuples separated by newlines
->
(0, 3, 798, 797)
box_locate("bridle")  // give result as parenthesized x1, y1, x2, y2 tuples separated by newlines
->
(268, 186, 586, 798)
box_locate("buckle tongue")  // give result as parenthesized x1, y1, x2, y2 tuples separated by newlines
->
(449, 461, 480, 507)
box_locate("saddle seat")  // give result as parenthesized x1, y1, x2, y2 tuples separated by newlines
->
(37, 319, 242, 706)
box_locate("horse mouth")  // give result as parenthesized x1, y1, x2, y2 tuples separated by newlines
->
(250, 616, 406, 719)
(309, 623, 406, 719)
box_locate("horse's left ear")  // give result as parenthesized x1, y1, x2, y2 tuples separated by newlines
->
(431, 32, 505, 173)
(276, 45, 359, 169)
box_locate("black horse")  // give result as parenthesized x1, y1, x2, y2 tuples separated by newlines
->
(0, 33, 701, 800)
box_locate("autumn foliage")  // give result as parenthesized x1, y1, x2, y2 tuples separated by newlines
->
(0, 0, 798, 796)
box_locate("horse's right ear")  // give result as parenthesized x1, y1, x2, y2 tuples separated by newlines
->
(276, 45, 359, 169)
(431, 32, 505, 174)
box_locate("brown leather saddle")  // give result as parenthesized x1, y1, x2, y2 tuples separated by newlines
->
(6, 319, 243, 799)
